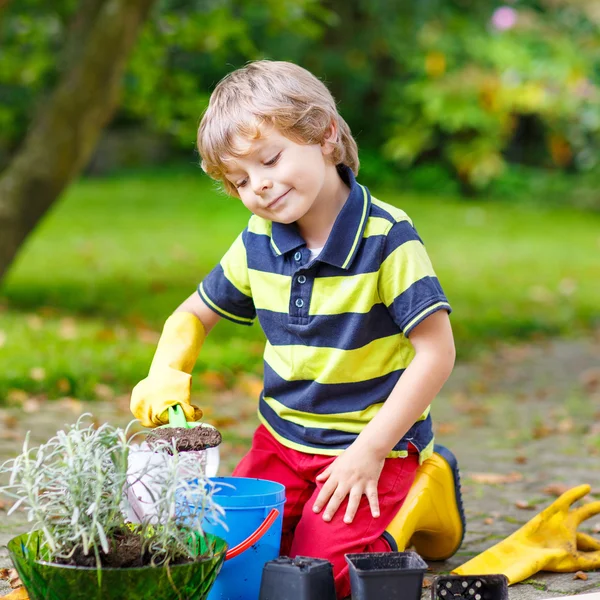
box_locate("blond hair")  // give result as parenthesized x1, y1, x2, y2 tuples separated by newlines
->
(197, 60, 359, 196)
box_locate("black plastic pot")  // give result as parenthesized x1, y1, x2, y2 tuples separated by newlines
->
(259, 556, 336, 600)
(432, 575, 508, 600)
(8, 530, 227, 600)
(345, 551, 428, 600)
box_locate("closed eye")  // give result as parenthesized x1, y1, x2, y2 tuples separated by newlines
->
(264, 152, 281, 166)
(235, 178, 248, 188)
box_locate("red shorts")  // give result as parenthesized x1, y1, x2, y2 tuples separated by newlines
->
(233, 425, 419, 599)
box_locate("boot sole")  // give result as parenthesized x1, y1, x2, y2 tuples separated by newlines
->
(432, 443, 466, 556)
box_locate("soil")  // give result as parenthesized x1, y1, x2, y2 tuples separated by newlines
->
(54, 529, 149, 568)
(53, 528, 195, 568)
(145, 425, 222, 452)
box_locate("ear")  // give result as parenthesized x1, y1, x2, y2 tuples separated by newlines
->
(321, 121, 338, 156)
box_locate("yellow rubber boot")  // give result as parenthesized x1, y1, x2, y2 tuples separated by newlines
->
(384, 445, 465, 560)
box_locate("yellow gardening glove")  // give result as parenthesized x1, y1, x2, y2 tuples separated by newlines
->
(454, 484, 600, 584)
(130, 312, 206, 428)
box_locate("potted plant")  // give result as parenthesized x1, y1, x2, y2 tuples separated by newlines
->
(0, 415, 227, 600)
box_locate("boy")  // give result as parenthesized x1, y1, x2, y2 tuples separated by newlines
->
(131, 60, 456, 598)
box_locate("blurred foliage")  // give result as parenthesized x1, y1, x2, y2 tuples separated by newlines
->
(122, 0, 332, 144)
(0, 0, 331, 150)
(382, 1, 600, 189)
(1, 0, 599, 190)
(0, 0, 74, 146)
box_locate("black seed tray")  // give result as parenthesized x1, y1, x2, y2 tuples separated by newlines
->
(432, 575, 508, 600)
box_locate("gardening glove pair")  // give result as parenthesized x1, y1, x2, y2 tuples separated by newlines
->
(453, 484, 600, 584)
(130, 312, 205, 428)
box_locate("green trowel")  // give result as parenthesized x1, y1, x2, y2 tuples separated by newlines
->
(159, 404, 207, 429)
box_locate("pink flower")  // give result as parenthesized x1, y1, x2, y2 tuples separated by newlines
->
(491, 6, 517, 31)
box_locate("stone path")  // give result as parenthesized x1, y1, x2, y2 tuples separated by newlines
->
(1, 334, 599, 598)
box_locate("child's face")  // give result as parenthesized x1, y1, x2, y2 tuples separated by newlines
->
(223, 126, 335, 224)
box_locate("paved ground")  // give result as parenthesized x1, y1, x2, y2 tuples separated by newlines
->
(1, 333, 599, 598)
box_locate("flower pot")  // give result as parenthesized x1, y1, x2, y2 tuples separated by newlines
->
(259, 556, 336, 600)
(8, 530, 227, 600)
(432, 575, 508, 600)
(345, 551, 428, 600)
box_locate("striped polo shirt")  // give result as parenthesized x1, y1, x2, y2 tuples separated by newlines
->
(199, 166, 451, 463)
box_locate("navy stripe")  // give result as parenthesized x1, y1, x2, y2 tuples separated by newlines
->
(259, 395, 351, 450)
(246, 231, 296, 275)
(200, 264, 256, 323)
(315, 233, 388, 277)
(257, 303, 400, 350)
(380, 220, 423, 262)
(263, 362, 404, 413)
(387, 277, 447, 328)
(404, 302, 452, 336)
(248, 221, 421, 277)
(402, 413, 434, 453)
(370, 202, 398, 223)
(259, 395, 434, 452)
(247, 229, 387, 277)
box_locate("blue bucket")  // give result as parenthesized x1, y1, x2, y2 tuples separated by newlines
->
(203, 477, 286, 600)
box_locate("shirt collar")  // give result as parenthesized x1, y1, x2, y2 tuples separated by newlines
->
(270, 165, 371, 270)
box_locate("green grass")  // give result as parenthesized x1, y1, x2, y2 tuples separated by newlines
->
(0, 164, 598, 401)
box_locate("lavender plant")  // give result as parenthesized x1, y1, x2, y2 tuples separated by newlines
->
(131, 438, 226, 566)
(0, 415, 225, 569)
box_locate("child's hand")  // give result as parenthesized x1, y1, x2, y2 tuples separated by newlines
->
(312, 443, 385, 524)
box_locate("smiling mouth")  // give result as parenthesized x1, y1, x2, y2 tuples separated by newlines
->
(267, 189, 291, 209)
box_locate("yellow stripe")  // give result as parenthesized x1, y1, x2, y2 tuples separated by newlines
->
(379, 239, 437, 307)
(263, 396, 431, 433)
(404, 302, 451, 333)
(372, 197, 413, 224)
(341, 185, 369, 269)
(388, 449, 410, 458)
(310, 271, 379, 315)
(363, 216, 392, 238)
(247, 216, 281, 255)
(249, 264, 439, 318)
(418, 404, 431, 421)
(199, 283, 254, 324)
(247, 215, 272, 236)
(258, 414, 345, 455)
(418, 437, 435, 465)
(258, 412, 410, 458)
(221, 233, 252, 296)
(248, 269, 291, 312)
(264, 335, 415, 384)
(264, 396, 384, 433)
(249, 266, 386, 317)
(270, 238, 282, 255)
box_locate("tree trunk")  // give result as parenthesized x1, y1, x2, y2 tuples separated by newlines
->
(0, 0, 156, 281)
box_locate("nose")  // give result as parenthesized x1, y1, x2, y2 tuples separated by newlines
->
(252, 176, 273, 196)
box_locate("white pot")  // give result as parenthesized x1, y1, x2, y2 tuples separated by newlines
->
(125, 444, 220, 523)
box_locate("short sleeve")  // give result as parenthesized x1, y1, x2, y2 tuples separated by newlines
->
(378, 220, 451, 336)
(198, 229, 256, 326)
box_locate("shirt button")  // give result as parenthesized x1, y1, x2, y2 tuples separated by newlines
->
(295, 298, 304, 308)
(297, 275, 306, 284)
(294, 251, 302, 262)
